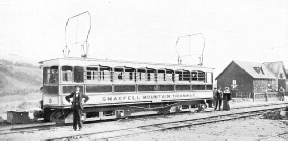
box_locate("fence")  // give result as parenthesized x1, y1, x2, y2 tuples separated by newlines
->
(253, 92, 279, 102)
(232, 92, 251, 98)
(232, 91, 280, 102)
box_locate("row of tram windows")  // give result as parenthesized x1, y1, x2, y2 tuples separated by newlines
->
(43, 66, 213, 84)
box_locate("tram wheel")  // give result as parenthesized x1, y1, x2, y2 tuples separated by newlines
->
(43, 108, 54, 122)
(50, 109, 71, 122)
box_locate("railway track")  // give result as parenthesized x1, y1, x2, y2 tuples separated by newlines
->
(48, 103, 288, 141)
(258, 131, 288, 140)
(0, 102, 287, 139)
(0, 122, 56, 135)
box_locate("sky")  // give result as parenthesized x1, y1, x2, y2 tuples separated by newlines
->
(0, 0, 288, 76)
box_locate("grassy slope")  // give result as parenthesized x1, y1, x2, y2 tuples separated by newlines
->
(0, 62, 42, 95)
(0, 60, 43, 120)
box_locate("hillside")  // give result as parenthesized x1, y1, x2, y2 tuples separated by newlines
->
(0, 59, 42, 95)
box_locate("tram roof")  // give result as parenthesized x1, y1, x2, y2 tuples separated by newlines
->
(39, 57, 214, 72)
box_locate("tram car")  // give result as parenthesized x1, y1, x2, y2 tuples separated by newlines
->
(39, 57, 214, 123)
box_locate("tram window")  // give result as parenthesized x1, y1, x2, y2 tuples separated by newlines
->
(183, 71, 190, 81)
(43, 67, 50, 84)
(175, 71, 182, 81)
(191, 71, 197, 81)
(129, 72, 133, 80)
(86, 67, 98, 81)
(47, 66, 59, 84)
(118, 73, 123, 80)
(136, 69, 146, 81)
(114, 68, 124, 81)
(147, 69, 155, 81)
(62, 66, 73, 82)
(166, 70, 173, 82)
(74, 66, 84, 83)
(206, 72, 212, 83)
(100, 67, 111, 81)
(147, 73, 151, 81)
(125, 68, 135, 81)
(198, 71, 205, 82)
(157, 70, 165, 81)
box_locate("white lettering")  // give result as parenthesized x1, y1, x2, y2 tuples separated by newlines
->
(100, 93, 200, 102)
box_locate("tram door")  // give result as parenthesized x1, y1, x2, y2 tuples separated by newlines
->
(74, 66, 84, 83)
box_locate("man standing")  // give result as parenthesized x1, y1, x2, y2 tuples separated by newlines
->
(212, 87, 217, 107)
(214, 87, 223, 111)
(279, 86, 285, 101)
(65, 85, 89, 131)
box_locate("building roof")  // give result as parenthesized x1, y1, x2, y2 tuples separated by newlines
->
(216, 60, 276, 80)
(263, 61, 287, 78)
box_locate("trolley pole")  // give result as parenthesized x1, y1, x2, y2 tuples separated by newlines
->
(175, 33, 205, 65)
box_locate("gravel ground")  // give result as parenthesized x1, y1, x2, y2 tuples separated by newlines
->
(111, 118, 288, 141)
(0, 99, 287, 140)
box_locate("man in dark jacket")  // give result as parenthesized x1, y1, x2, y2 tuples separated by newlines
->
(279, 86, 285, 101)
(65, 85, 89, 131)
(214, 87, 223, 111)
(212, 87, 217, 107)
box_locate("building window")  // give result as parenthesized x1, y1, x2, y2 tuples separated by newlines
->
(232, 80, 237, 89)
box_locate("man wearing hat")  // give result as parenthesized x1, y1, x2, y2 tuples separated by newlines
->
(214, 87, 223, 111)
(65, 85, 89, 131)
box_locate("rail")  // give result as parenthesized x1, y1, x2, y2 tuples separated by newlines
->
(1, 102, 287, 140)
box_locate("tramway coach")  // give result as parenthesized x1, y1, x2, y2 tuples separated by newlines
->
(39, 57, 214, 123)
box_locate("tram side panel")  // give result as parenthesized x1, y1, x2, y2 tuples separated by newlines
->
(61, 91, 212, 106)
(43, 84, 213, 121)
(60, 82, 213, 107)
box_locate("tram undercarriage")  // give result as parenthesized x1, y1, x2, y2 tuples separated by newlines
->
(44, 99, 212, 123)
